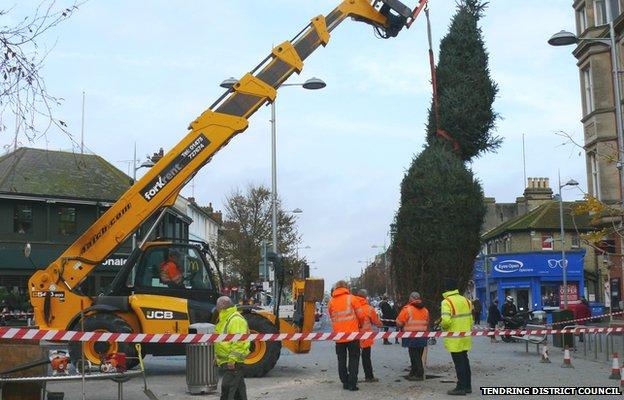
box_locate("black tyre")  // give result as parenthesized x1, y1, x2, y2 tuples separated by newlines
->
(242, 313, 281, 378)
(69, 313, 138, 371)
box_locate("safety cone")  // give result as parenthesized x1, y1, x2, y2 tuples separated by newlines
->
(540, 344, 551, 363)
(561, 346, 574, 368)
(610, 353, 621, 379)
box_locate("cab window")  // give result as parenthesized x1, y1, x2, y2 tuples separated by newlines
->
(134, 246, 212, 290)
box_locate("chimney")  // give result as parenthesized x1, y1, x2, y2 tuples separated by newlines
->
(523, 176, 553, 211)
(151, 148, 164, 163)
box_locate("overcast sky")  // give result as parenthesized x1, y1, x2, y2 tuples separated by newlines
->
(2, 1, 585, 286)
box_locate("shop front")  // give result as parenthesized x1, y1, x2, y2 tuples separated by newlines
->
(474, 251, 586, 322)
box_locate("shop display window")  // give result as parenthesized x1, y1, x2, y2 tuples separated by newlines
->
(541, 285, 560, 308)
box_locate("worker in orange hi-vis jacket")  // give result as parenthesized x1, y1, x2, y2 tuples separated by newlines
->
(355, 289, 383, 383)
(396, 291, 430, 382)
(328, 281, 366, 391)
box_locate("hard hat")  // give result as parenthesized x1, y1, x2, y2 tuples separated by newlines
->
(506, 296, 514, 302)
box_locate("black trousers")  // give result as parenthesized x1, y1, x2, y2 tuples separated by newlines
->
(450, 351, 471, 391)
(335, 340, 360, 388)
(361, 347, 374, 379)
(408, 347, 424, 378)
(220, 365, 247, 400)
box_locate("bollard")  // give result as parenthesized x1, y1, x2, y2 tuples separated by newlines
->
(620, 367, 624, 389)
(561, 346, 574, 368)
(540, 344, 551, 363)
(610, 353, 621, 380)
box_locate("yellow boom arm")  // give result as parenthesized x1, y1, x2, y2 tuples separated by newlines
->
(29, 0, 417, 325)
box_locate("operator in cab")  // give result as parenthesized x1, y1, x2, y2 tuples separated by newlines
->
(160, 250, 183, 287)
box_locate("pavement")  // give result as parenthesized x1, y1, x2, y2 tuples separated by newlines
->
(49, 317, 624, 399)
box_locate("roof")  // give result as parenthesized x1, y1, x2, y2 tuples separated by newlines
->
(0, 147, 132, 202)
(482, 200, 593, 241)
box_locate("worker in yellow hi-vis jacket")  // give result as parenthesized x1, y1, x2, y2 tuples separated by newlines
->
(440, 279, 473, 396)
(215, 296, 250, 400)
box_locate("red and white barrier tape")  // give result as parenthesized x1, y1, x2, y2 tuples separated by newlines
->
(1, 326, 624, 344)
(549, 310, 624, 326)
(379, 310, 624, 327)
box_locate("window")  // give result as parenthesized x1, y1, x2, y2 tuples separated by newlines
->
(541, 233, 554, 250)
(589, 152, 601, 200)
(577, 5, 588, 33)
(541, 285, 560, 308)
(571, 234, 581, 248)
(582, 66, 594, 115)
(134, 246, 212, 290)
(13, 204, 32, 234)
(596, 0, 608, 25)
(609, 0, 621, 21)
(58, 207, 77, 235)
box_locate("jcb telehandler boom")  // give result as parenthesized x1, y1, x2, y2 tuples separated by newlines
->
(28, 0, 427, 376)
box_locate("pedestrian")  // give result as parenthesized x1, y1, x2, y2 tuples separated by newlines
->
(214, 296, 250, 400)
(379, 295, 396, 345)
(487, 299, 501, 343)
(328, 280, 365, 391)
(472, 298, 482, 327)
(501, 296, 517, 318)
(575, 297, 592, 342)
(440, 279, 473, 396)
(355, 289, 382, 382)
(392, 300, 401, 344)
(396, 291, 429, 381)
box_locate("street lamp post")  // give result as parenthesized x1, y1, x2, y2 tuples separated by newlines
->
(482, 255, 497, 310)
(556, 172, 579, 309)
(548, 29, 624, 183)
(221, 77, 325, 300)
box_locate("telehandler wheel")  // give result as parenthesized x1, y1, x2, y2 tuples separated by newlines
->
(68, 313, 139, 371)
(242, 313, 282, 378)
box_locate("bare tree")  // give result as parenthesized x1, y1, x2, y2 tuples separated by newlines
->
(217, 184, 301, 291)
(1, 1, 84, 150)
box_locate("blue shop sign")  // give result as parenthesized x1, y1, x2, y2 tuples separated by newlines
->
(474, 250, 585, 279)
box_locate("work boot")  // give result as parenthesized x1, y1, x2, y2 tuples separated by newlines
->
(383, 340, 391, 345)
(348, 386, 359, 391)
(343, 383, 349, 390)
(364, 377, 379, 382)
(447, 388, 467, 396)
(405, 375, 423, 381)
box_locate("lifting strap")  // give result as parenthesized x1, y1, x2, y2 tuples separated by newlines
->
(425, 6, 460, 152)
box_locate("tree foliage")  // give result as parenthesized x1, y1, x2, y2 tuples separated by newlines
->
(426, 0, 499, 161)
(358, 259, 388, 297)
(217, 184, 300, 290)
(1, 1, 82, 149)
(391, 143, 485, 318)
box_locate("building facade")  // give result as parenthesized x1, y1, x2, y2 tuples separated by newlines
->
(572, 0, 624, 309)
(475, 178, 602, 320)
(0, 148, 191, 301)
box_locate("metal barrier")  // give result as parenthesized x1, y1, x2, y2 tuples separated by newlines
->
(564, 325, 624, 364)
